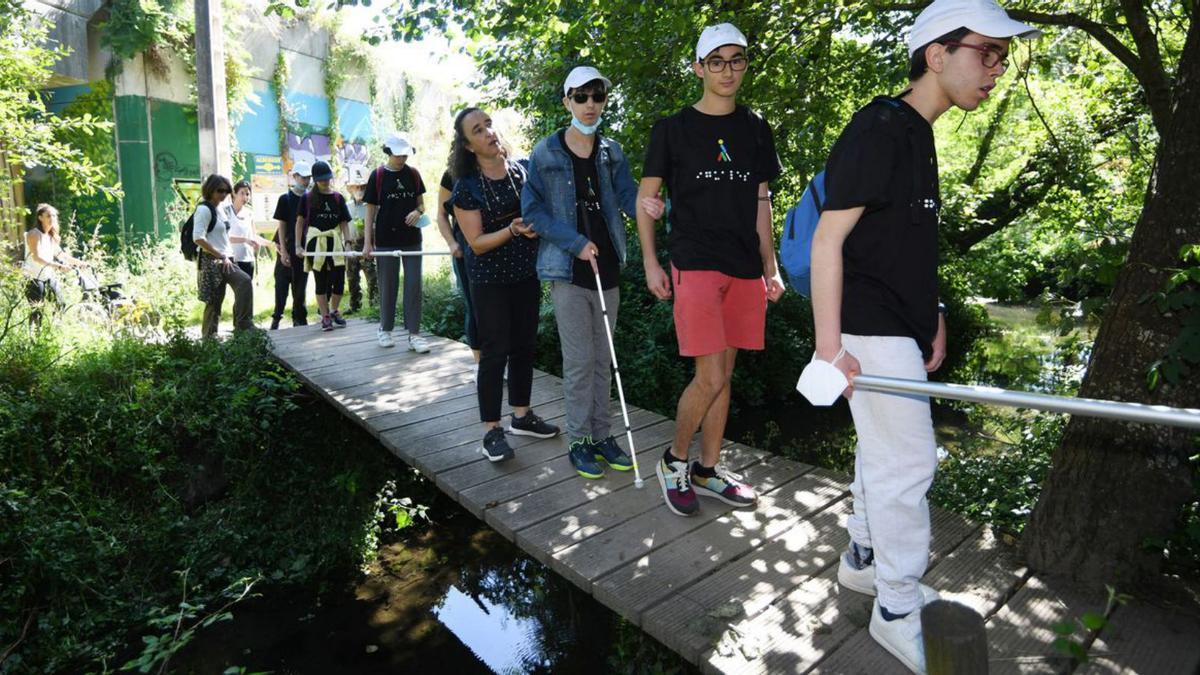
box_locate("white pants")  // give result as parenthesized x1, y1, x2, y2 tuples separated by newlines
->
(843, 333, 938, 614)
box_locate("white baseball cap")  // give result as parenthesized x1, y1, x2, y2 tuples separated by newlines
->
(563, 66, 612, 96)
(908, 0, 1041, 56)
(383, 133, 415, 156)
(291, 160, 312, 178)
(695, 23, 748, 62)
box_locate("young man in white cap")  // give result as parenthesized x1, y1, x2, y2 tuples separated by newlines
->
(637, 23, 784, 517)
(808, 1, 1039, 671)
(524, 66, 663, 479)
(343, 165, 377, 314)
(270, 160, 312, 329)
(363, 133, 430, 351)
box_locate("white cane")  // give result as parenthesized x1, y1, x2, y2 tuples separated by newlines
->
(590, 256, 645, 489)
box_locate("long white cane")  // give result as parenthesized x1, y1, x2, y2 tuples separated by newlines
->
(590, 257, 645, 488)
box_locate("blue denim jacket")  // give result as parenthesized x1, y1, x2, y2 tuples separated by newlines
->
(522, 132, 639, 282)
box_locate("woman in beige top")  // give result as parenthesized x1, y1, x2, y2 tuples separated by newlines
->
(23, 204, 84, 325)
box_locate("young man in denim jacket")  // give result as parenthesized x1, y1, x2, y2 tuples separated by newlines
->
(523, 66, 664, 479)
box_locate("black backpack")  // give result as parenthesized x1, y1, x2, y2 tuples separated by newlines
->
(180, 202, 218, 261)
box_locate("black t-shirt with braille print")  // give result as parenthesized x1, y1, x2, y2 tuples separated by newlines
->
(642, 105, 781, 279)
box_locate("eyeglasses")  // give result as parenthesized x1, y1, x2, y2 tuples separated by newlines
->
(942, 41, 1009, 71)
(702, 56, 748, 73)
(571, 91, 607, 104)
(216, 188, 230, 195)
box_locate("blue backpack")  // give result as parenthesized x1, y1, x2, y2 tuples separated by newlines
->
(780, 96, 917, 297)
(780, 172, 826, 296)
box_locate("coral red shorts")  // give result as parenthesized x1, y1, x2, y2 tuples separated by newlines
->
(671, 264, 767, 357)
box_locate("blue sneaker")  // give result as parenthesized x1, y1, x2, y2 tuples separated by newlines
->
(593, 435, 633, 472)
(568, 438, 604, 479)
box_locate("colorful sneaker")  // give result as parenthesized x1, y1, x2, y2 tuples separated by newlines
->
(869, 600, 926, 674)
(690, 463, 757, 507)
(509, 411, 560, 439)
(593, 436, 633, 472)
(656, 454, 698, 517)
(331, 310, 347, 328)
(568, 438, 605, 479)
(320, 314, 333, 332)
(377, 330, 395, 348)
(481, 427, 514, 463)
(409, 334, 431, 353)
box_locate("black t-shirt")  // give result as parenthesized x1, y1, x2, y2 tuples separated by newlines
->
(560, 130, 619, 291)
(823, 96, 941, 357)
(451, 160, 538, 285)
(365, 164, 426, 248)
(298, 191, 351, 249)
(272, 190, 303, 251)
(643, 105, 781, 279)
(440, 170, 459, 234)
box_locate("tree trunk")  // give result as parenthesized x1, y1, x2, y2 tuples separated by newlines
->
(1022, 16, 1200, 583)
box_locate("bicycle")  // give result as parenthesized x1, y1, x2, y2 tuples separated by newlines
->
(63, 268, 161, 338)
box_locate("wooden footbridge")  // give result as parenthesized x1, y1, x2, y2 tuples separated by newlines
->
(268, 319, 1200, 674)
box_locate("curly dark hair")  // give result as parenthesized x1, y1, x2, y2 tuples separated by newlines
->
(448, 106, 484, 181)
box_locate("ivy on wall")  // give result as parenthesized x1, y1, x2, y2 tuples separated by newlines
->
(273, 51, 291, 161)
(323, 32, 374, 173)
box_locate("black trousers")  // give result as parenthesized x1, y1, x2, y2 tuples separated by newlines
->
(272, 256, 308, 326)
(474, 278, 540, 423)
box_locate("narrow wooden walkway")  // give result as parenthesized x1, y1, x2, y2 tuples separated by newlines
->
(269, 319, 1200, 674)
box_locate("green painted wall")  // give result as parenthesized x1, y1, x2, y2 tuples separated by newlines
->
(114, 95, 200, 242)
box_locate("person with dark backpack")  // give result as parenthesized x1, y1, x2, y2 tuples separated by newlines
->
(363, 133, 430, 351)
(192, 174, 253, 338)
(806, 1, 1039, 670)
(294, 160, 351, 332)
(269, 162, 312, 329)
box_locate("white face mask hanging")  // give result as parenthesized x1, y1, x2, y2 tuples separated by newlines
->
(796, 348, 850, 406)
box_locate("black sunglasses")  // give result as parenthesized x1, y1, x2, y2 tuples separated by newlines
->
(571, 91, 607, 104)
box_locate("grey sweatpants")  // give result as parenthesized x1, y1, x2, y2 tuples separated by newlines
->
(376, 245, 422, 334)
(551, 281, 619, 443)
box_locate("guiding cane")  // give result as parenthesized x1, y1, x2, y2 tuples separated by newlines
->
(589, 256, 645, 489)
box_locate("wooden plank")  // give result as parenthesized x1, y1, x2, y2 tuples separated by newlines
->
(268, 318, 388, 344)
(435, 407, 660, 509)
(641, 499, 852, 662)
(986, 576, 1115, 675)
(514, 441, 756, 566)
(460, 412, 671, 522)
(409, 411, 569, 477)
(594, 466, 848, 625)
(300, 348, 471, 393)
(382, 382, 564, 447)
(325, 368, 482, 421)
(270, 323, 392, 351)
(811, 526, 1025, 675)
(369, 373, 554, 432)
(286, 339, 462, 377)
(549, 455, 810, 594)
(698, 507, 978, 675)
(1079, 601, 1200, 675)
(485, 417, 679, 539)
(592, 466, 841, 613)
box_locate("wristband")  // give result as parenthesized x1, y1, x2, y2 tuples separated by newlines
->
(509, 224, 517, 237)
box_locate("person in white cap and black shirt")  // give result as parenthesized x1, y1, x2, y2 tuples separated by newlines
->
(808, 0, 1039, 671)
(637, 23, 784, 518)
(270, 161, 312, 329)
(363, 133, 430, 351)
(523, 66, 665, 480)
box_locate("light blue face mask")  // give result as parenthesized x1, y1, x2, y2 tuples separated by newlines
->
(571, 115, 603, 135)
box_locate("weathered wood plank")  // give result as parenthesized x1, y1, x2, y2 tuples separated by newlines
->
(383, 383, 565, 448)
(985, 576, 1112, 675)
(593, 467, 848, 626)
(550, 455, 811, 594)
(641, 499, 852, 662)
(460, 412, 671, 523)
(1079, 600, 1200, 674)
(369, 373, 554, 433)
(514, 442, 756, 566)
(699, 507, 978, 675)
(811, 526, 1026, 675)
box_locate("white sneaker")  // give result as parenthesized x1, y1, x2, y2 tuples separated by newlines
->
(837, 548, 940, 605)
(869, 599, 927, 674)
(408, 334, 430, 353)
(377, 330, 395, 348)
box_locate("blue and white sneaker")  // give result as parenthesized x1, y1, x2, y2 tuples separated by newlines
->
(481, 427, 514, 463)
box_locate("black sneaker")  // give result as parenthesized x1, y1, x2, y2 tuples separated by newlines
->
(269, 317, 281, 330)
(509, 411, 560, 439)
(481, 427, 514, 463)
